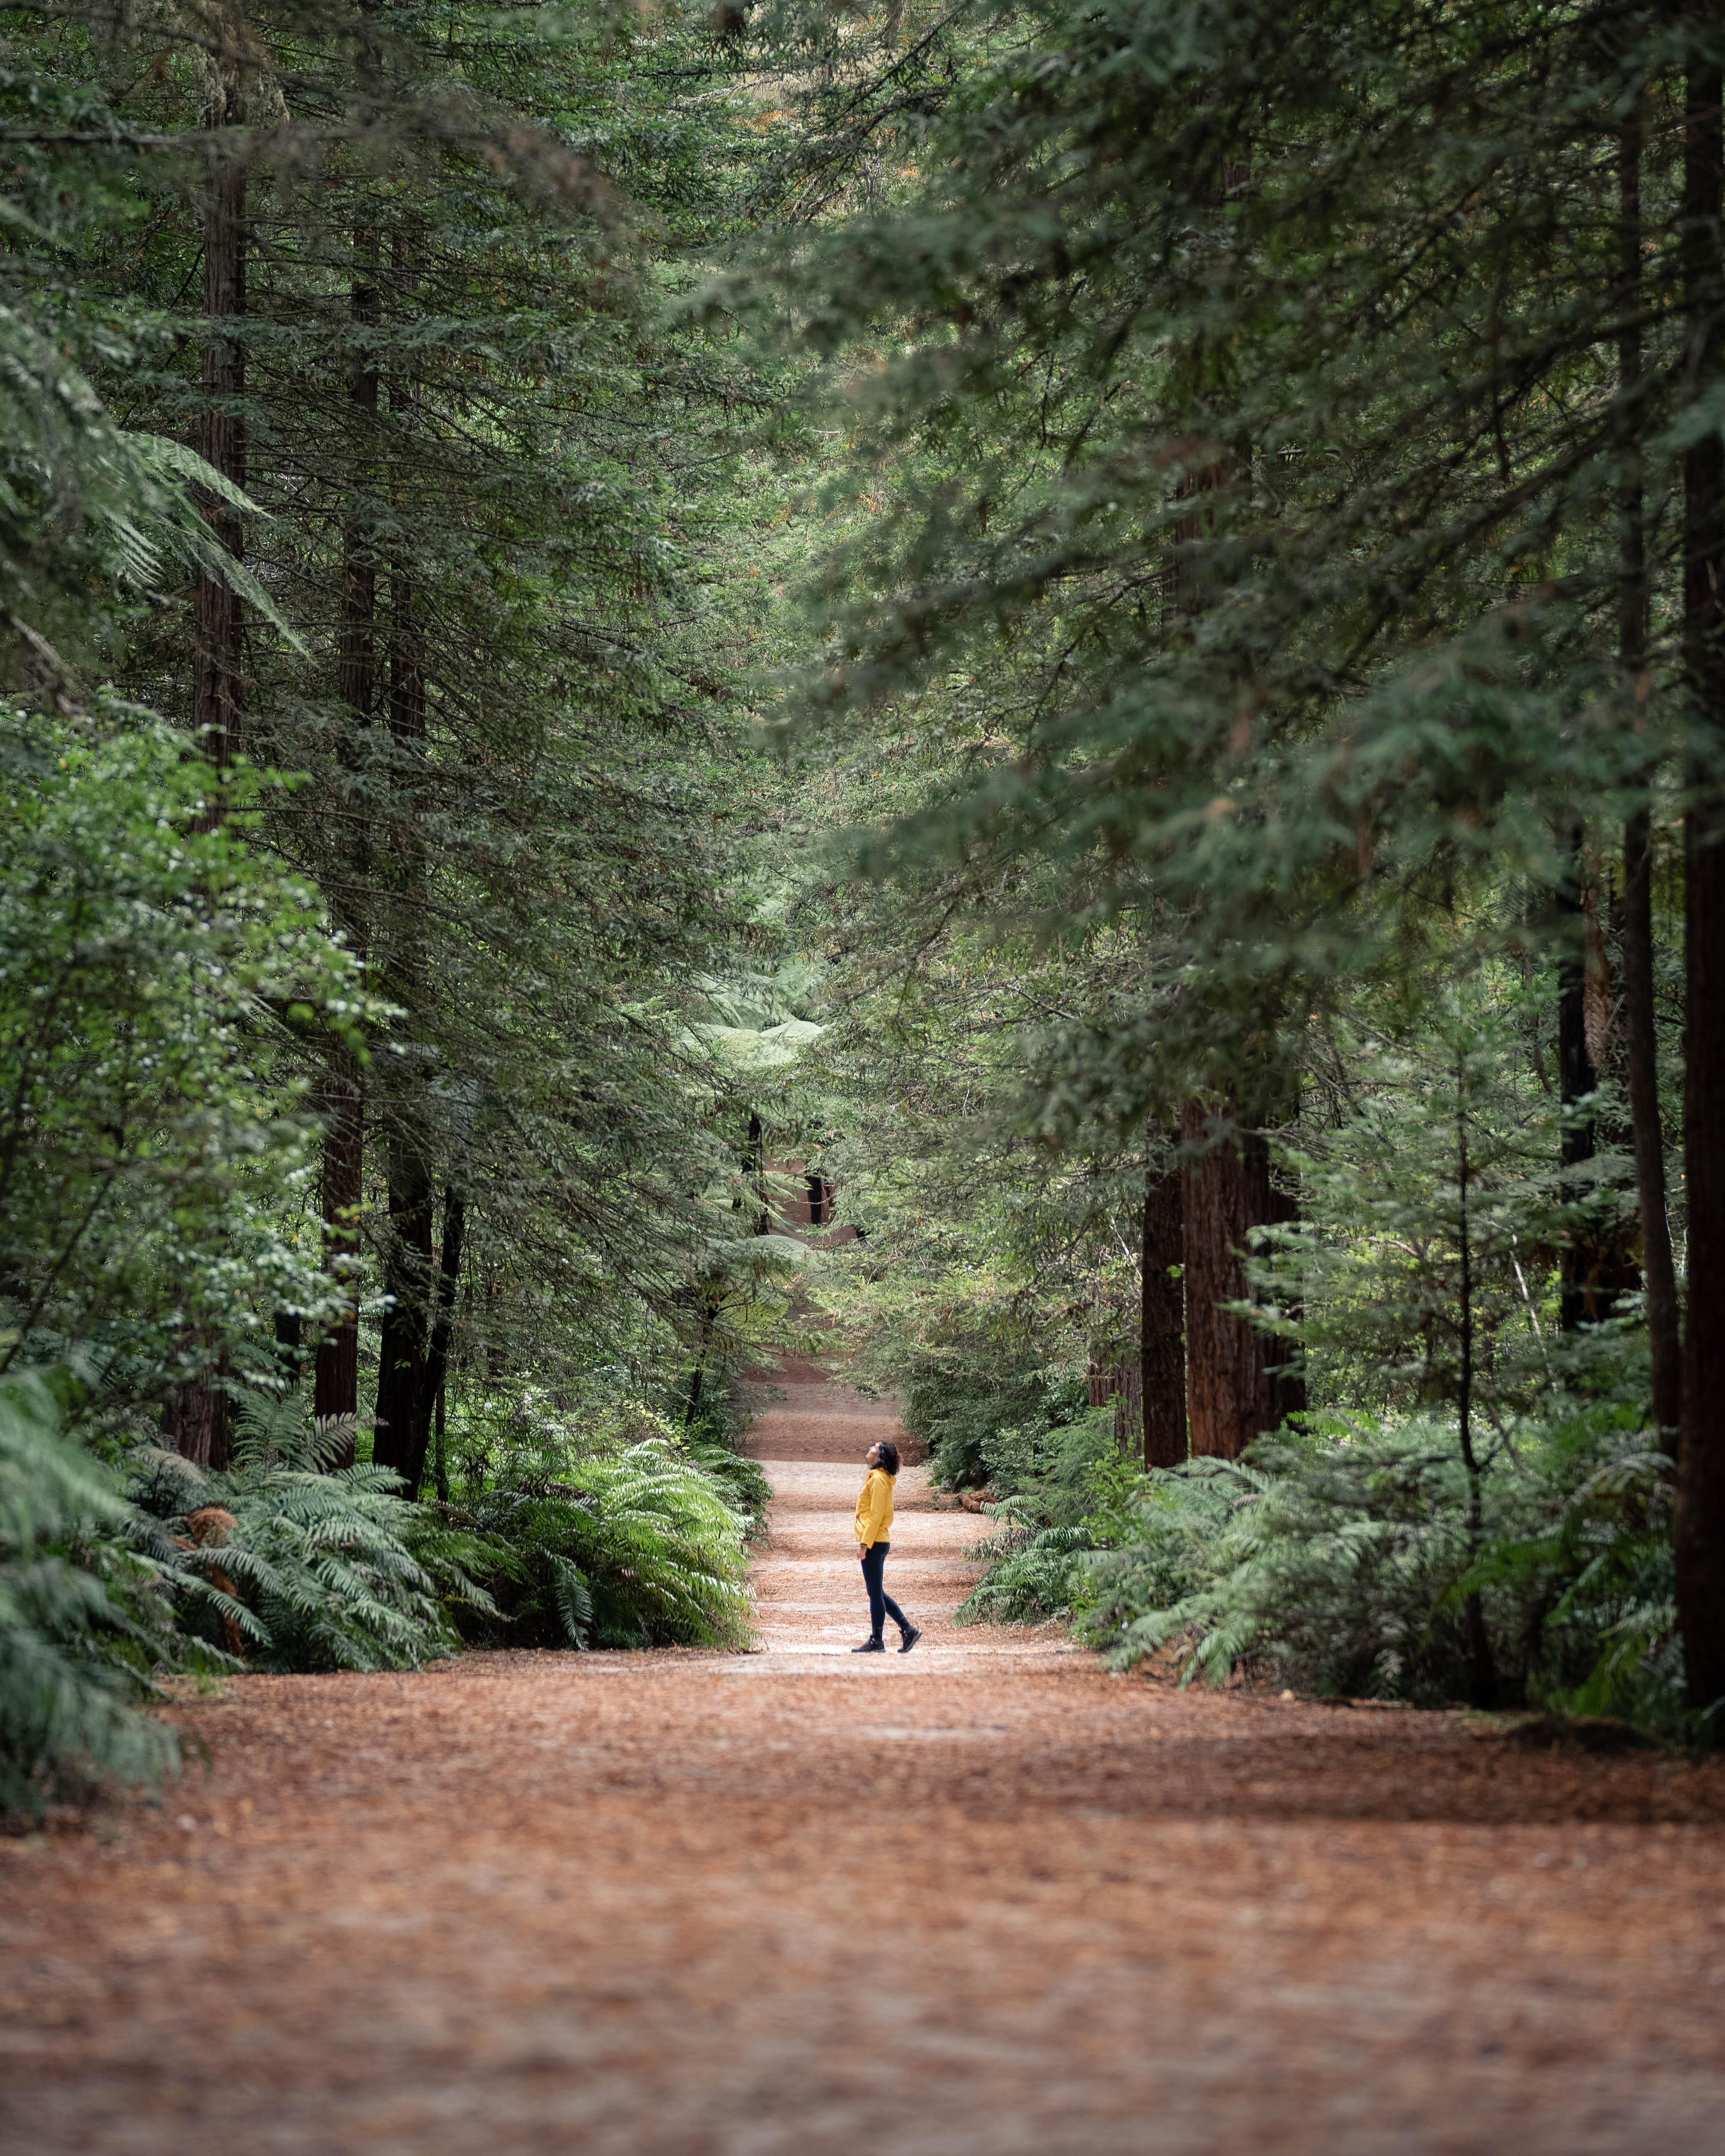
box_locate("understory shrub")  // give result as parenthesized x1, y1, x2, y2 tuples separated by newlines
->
(124, 1405, 499, 1674)
(946, 1398, 1681, 1727)
(905, 1355, 1088, 1492)
(1073, 1409, 1680, 1720)
(0, 1368, 185, 1814)
(452, 1440, 755, 1649)
(954, 1408, 1121, 1626)
(3, 1367, 761, 1814)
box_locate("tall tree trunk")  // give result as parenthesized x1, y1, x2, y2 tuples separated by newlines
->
(1111, 1358, 1143, 1456)
(312, 229, 382, 1455)
(402, 1185, 465, 1499)
(1455, 1078, 1499, 1710)
(193, 96, 246, 788)
(164, 1354, 229, 1470)
(1676, 56, 1725, 1722)
(339, 224, 380, 734)
(1181, 1100, 1280, 1460)
(1141, 1139, 1186, 1469)
(747, 1110, 769, 1233)
(371, 1127, 433, 1484)
(173, 56, 248, 1466)
(370, 218, 435, 1490)
(371, 400, 434, 1483)
(1618, 103, 1682, 1438)
(1556, 815, 1599, 1332)
(313, 1046, 364, 1454)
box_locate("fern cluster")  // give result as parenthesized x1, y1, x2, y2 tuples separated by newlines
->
(1073, 1412, 1679, 1718)
(124, 1402, 500, 1675)
(953, 1408, 1122, 1628)
(945, 1392, 1682, 1723)
(452, 1440, 755, 1651)
(955, 1514, 1096, 1628)
(0, 1370, 187, 1814)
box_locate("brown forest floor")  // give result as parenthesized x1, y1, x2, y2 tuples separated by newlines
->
(3, 1438, 1725, 2152)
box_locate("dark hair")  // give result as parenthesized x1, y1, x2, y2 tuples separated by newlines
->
(873, 1439, 901, 1477)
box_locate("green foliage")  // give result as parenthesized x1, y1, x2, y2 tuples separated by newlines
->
(954, 1407, 1129, 1625)
(1252, 982, 1632, 1428)
(683, 1440, 773, 1546)
(124, 1395, 497, 1673)
(1075, 1409, 1680, 1724)
(0, 1368, 181, 1815)
(0, 705, 358, 1383)
(908, 1358, 1089, 1494)
(452, 1437, 755, 1651)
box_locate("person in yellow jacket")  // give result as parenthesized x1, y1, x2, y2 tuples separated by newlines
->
(853, 1438, 921, 1654)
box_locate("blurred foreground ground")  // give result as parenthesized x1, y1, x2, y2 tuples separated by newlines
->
(3, 1441, 1724, 2153)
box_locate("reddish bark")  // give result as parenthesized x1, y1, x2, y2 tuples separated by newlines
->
(1181, 1101, 1289, 1460)
(1141, 1150, 1187, 1469)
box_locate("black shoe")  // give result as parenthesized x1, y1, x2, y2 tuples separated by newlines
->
(852, 1637, 886, 1654)
(898, 1626, 923, 1655)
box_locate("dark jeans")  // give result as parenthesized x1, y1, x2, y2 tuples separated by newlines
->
(860, 1541, 911, 1641)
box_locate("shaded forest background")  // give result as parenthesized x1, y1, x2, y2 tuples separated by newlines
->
(5, 0, 1725, 1807)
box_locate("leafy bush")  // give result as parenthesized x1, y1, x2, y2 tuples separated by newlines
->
(453, 1440, 755, 1650)
(1073, 1410, 1681, 1720)
(903, 1353, 1090, 1494)
(0, 707, 357, 1387)
(123, 1396, 499, 1674)
(954, 1408, 1122, 1626)
(0, 1368, 185, 1815)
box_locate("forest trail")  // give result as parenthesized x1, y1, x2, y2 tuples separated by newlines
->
(3, 1410, 1725, 2153)
(739, 1346, 1053, 1660)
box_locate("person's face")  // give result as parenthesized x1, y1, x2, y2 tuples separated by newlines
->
(865, 1443, 880, 1467)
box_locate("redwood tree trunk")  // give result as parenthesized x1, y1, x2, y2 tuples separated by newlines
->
(312, 233, 382, 1460)
(313, 1046, 364, 1454)
(173, 77, 247, 1466)
(1556, 817, 1599, 1332)
(1618, 105, 1682, 1438)
(1676, 57, 1725, 1720)
(1625, 805, 1680, 1431)
(371, 540, 432, 1483)
(339, 227, 380, 734)
(372, 1130, 433, 1484)
(401, 1186, 465, 1499)
(164, 1357, 229, 1471)
(1182, 1100, 1278, 1460)
(1111, 1358, 1143, 1456)
(1141, 1143, 1186, 1468)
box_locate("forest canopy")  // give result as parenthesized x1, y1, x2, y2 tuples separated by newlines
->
(3, 0, 1725, 1805)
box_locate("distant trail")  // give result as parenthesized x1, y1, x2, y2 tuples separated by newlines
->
(741, 1346, 1055, 1660)
(2, 1381, 1723, 2153)
(739, 1348, 924, 1466)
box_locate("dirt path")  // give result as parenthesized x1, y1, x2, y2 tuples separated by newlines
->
(3, 1411, 1725, 2153)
